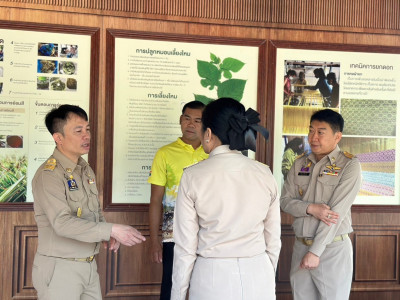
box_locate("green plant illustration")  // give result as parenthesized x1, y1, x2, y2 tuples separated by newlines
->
(195, 53, 246, 104)
(0, 155, 27, 202)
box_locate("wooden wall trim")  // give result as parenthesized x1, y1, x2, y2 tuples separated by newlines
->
(1, 0, 400, 34)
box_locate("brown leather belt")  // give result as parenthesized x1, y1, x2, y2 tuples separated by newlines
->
(296, 234, 349, 246)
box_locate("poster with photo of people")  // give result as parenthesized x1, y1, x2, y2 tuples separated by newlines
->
(274, 48, 399, 205)
(0, 28, 90, 203)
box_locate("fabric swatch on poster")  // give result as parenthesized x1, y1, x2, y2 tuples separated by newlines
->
(357, 149, 395, 196)
(341, 99, 397, 136)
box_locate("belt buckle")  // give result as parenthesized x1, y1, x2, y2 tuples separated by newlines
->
(304, 238, 313, 246)
(86, 256, 94, 262)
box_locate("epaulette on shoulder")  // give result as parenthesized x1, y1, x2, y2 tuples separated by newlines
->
(295, 152, 306, 160)
(44, 158, 57, 171)
(343, 151, 354, 159)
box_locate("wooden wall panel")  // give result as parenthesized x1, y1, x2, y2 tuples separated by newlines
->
(0, 1, 400, 300)
(12, 226, 37, 299)
(1, 0, 400, 33)
(354, 233, 398, 281)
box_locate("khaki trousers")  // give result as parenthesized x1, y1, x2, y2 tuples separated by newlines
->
(290, 237, 353, 300)
(189, 252, 276, 300)
(32, 253, 102, 300)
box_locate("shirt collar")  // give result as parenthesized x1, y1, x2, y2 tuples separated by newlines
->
(176, 137, 204, 152)
(52, 147, 88, 173)
(209, 145, 241, 157)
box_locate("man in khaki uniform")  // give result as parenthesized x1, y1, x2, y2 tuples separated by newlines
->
(32, 105, 146, 300)
(281, 109, 362, 300)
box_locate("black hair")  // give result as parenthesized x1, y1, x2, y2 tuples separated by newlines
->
(313, 68, 326, 79)
(310, 109, 344, 132)
(326, 72, 337, 83)
(181, 100, 205, 114)
(201, 98, 246, 148)
(45, 104, 88, 135)
(284, 137, 303, 154)
(287, 69, 297, 77)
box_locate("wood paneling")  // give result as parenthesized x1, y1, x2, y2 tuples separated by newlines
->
(2, 0, 400, 33)
(0, 1, 399, 299)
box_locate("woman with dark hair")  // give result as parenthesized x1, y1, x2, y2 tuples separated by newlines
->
(284, 69, 297, 104)
(282, 137, 304, 181)
(171, 98, 281, 300)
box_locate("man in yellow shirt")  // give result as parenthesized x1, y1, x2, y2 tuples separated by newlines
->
(148, 101, 208, 300)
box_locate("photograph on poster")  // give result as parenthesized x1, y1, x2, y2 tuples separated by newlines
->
(37, 59, 58, 74)
(59, 61, 77, 75)
(60, 44, 78, 58)
(274, 46, 399, 205)
(0, 44, 3, 61)
(38, 42, 58, 57)
(0, 154, 27, 203)
(37, 76, 49, 90)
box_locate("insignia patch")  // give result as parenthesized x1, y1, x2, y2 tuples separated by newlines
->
(343, 151, 354, 159)
(44, 158, 56, 171)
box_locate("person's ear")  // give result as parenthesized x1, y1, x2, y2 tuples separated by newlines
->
(335, 131, 342, 143)
(53, 132, 63, 145)
(179, 115, 183, 125)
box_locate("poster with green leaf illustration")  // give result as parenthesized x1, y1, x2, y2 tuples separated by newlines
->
(110, 34, 260, 203)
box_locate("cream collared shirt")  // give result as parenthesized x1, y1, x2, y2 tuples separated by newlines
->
(171, 145, 281, 299)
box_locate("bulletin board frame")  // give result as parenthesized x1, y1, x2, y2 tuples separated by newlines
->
(267, 40, 400, 212)
(0, 21, 100, 211)
(104, 29, 268, 211)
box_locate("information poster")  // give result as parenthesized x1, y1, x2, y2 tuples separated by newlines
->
(0, 29, 91, 203)
(274, 48, 400, 205)
(112, 37, 259, 203)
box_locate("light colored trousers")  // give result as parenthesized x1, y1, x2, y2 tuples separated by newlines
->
(32, 253, 102, 300)
(290, 237, 353, 300)
(189, 252, 276, 300)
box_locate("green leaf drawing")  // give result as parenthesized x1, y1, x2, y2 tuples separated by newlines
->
(217, 79, 247, 101)
(210, 53, 221, 64)
(220, 57, 245, 72)
(194, 94, 215, 105)
(197, 54, 247, 102)
(197, 60, 221, 88)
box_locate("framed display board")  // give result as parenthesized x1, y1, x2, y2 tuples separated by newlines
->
(104, 29, 267, 210)
(0, 21, 100, 210)
(267, 40, 400, 210)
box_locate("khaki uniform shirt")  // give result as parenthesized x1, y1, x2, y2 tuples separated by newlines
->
(172, 145, 281, 298)
(32, 148, 112, 258)
(281, 145, 362, 257)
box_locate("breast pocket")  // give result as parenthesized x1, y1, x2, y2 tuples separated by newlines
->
(294, 176, 310, 199)
(317, 175, 340, 204)
(66, 188, 85, 214)
(88, 184, 100, 212)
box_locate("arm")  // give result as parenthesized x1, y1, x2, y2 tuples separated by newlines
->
(280, 164, 310, 217)
(171, 172, 199, 300)
(149, 184, 165, 263)
(263, 180, 281, 272)
(309, 158, 362, 257)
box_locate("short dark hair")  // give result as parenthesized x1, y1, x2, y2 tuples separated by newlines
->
(202, 97, 245, 145)
(327, 72, 337, 83)
(310, 109, 344, 132)
(313, 68, 326, 79)
(287, 70, 297, 77)
(45, 104, 88, 135)
(181, 100, 205, 114)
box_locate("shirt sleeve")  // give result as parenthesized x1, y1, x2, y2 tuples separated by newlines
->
(309, 158, 362, 256)
(263, 179, 282, 272)
(148, 149, 167, 186)
(171, 171, 199, 300)
(280, 162, 310, 217)
(33, 170, 112, 242)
